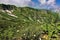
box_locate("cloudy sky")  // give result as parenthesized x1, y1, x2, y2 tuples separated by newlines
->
(0, 0, 60, 10)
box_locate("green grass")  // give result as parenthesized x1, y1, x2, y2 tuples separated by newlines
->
(0, 5, 60, 40)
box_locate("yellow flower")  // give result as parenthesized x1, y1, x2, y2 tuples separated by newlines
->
(42, 34, 48, 40)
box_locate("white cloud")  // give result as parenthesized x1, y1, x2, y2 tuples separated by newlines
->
(51, 5, 60, 12)
(0, 0, 9, 4)
(38, 0, 56, 9)
(39, 0, 46, 4)
(38, 0, 60, 12)
(0, 0, 60, 12)
(0, 0, 32, 7)
(47, 0, 55, 5)
(38, 0, 56, 5)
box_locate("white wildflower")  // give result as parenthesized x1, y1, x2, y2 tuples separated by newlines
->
(17, 30, 19, 32)
(33, 34, 36, 37)
(39, 38, 41, 40)
(23, 34, 25, 35)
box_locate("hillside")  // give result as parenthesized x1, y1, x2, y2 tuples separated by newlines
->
(0, 4, 60, 40)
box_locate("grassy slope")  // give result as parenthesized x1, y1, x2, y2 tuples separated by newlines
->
(0, 4, 60, 40)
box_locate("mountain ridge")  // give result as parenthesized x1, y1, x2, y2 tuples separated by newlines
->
(0, 4, 57, 12)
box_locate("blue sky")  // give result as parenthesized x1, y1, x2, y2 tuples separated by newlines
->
(56, 0, 60, 6)
(31, 0, 60, 9)
(0, 0, 60, 10)
(32, 0, 60, 6)
(34, 0, 59, 6)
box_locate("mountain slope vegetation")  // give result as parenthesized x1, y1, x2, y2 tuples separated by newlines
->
(0, 4, 60, 40)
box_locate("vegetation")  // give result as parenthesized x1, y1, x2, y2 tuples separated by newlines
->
(0, 4, 60, 40)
